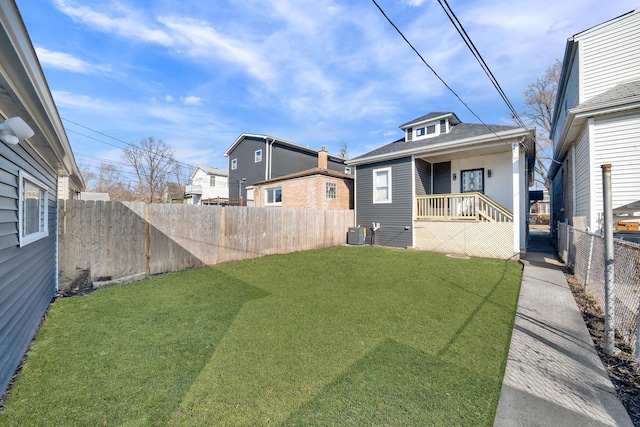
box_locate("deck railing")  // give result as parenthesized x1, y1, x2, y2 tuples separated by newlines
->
(416, 193, 513, 222)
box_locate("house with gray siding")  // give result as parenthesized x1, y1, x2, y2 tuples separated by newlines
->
(224, 134, 348, 203)
(549, 8, 640, 234)
(0, 2, 84, 395)
(348, 112, 535, 259)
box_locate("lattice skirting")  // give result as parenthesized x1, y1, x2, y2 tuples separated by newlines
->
(414, 222, 516, 259)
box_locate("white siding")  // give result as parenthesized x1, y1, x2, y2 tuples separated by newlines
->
(593, 112, 640, 229)
(573, 126, 591, 220)
(192, 169, 229, 199)
(451, 150, 513, 211)
(578, 12, 640, 101)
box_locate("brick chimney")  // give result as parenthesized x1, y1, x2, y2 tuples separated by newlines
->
(318, 146, 328, 170)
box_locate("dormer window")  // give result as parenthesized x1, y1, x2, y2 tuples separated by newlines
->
(406, 127, 412, 141)
(416, 127, 426, 136)
(427, 125, 436, 134)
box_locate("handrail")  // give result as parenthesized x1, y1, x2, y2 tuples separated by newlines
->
(416, 193, 513, 222)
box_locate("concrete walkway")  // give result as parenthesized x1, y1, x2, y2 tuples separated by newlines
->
(494, 229, 633, 426)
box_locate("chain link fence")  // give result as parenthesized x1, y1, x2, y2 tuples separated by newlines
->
(557, 223, 640, 357)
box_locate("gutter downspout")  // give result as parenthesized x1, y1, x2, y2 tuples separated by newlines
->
(263, 137, 275, 180)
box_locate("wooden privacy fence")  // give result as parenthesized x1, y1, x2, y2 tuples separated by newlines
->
(58, 200, 354, 283)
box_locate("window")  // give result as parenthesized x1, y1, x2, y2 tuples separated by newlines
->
(427, 124, 436, 134)
(373, 167, 391, 203)
(265, 187, 282, 205)
(406, 128, 412, 141)
(209, 176, 216, 186)
(231, 158, 237, 170)
(326, 182, 337, 199)
(255, 149, 262, 163)
(19, 171, 48, 246)
(416, 127, 425, 136)
(344, 167, 352, 175)
(460, 168, 484, 193)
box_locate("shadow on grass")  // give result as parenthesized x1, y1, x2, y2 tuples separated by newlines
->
(280, 339, 499, 426)
(0, 269, 268, 426)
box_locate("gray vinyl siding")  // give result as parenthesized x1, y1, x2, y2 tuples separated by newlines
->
(228, 138, 346, 199)
(574, 127, 591, 221)
(0, 142, 58, 395)
(355, 157, 413, 248)
(270, 144, 320, 177)
(415, 159, 431, 196)
(432, 162, 451, 194)
(227, 136, 267, 199)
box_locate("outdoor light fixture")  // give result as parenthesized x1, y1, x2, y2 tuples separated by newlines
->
(488, 169, 492, 178)
(452, 173, 457, 180)
(0, 117, 34, 145)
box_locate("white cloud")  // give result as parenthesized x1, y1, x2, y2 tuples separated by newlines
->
(182, 96, 203, 106)
(35, 47, 106, 74)
(165, 95, 175, 102)
(53, 0, 173, 45)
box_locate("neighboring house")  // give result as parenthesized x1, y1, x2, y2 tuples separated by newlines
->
(184, 165, 229, 205)
(529, 188, 550, 224)
(347, 112, 535, 259)
(224, 134, 348, 201)
(549, 8, 640, 233)
(0, 2, 84, 395)
(252, 146, 354, 209)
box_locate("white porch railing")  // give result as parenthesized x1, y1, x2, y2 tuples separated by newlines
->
(416, 193, 513, 222)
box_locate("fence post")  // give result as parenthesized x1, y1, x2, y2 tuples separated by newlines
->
(584, 234, 595, 292)
(601, 164, 618, 355)
(145, 203, 151, 277)
(636, 313, 640, 359)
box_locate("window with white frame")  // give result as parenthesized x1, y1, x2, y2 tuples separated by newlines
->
(373, 167, 391, 203)
(255, 149, 262, 163)
(344, 166, 352, 175)
(326, 182, 337, 199)
(231, 158, 237, 170)
(427, 124, 436, 134)
(416, 127, 425, 136)
(265, 187, 282, 205)
(209, 176, 216, 186)
(19, 171, 48, 246)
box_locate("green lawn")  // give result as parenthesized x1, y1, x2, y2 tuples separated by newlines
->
(0, 246, 522, 426)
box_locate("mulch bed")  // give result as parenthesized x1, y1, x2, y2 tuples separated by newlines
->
(567, 275, 640, 426)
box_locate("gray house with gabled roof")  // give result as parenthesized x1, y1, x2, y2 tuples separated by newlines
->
(348, 112, 535, 259)
(1, 2, 84, 395)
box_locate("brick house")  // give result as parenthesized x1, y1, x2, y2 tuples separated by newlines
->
(252, 147, 353, 209)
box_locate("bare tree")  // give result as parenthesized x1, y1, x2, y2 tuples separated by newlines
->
(94, 163, 136, 201)
(122, 137, 178, 203)
(522, 59, 562, 188)
(339, 141, 348, 160)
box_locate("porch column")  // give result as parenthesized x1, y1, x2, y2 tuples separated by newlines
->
(512, 141, 521, 256)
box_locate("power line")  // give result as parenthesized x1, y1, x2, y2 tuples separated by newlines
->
(370, 0, 528, 146)
(62, 117, 201, 171)
(435, 0, 527, 129)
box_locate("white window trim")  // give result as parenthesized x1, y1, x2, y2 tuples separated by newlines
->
(19, 170, 49, 247)
(265, 187, 282, 206)
(255, 149, 263, 163)
(373, 167, 392, 204)
(231, 158, 237, 170)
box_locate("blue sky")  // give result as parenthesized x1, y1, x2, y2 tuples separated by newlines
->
(15, 0, 639, 180)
